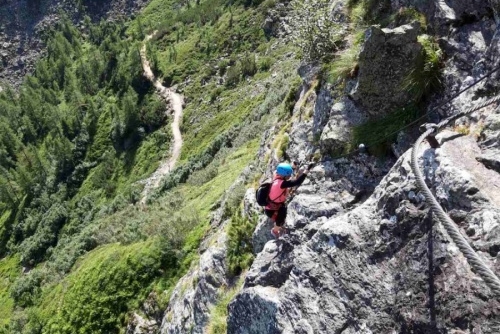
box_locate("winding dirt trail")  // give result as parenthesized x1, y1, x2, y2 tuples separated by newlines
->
(140, 34, 184, 203)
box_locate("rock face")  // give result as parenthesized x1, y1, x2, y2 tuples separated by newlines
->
(350, 22, 422, 117)
(160, 232, 230, 334)
(319, 97, 366, 156)
(392, 0, 493, 30)
(228, 130, 500, 333)
(477, 111, 500, 174)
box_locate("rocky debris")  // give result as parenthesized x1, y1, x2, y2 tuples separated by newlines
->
(350, 22, 422, 117)
(262, 0, 292, 39)
(228, 129, 500, 333)
(392, 0, 492, 30)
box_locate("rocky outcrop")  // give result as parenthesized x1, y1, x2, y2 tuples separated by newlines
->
(319, 97, 366, 156)
(477, 110, 500, 173)
(160, 232, 230, 334)
(350, 22, 422, 117)
(393, 0, 493, 30)
(228, 128, 500, 333)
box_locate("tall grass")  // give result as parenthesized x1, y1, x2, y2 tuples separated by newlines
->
(404, 34, 443, 102)
(350, 104, 421, 156)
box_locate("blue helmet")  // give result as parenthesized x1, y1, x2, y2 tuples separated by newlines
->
(276, 163, 293, 177)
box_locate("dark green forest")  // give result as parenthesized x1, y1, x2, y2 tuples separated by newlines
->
(0, 0, 299, 330)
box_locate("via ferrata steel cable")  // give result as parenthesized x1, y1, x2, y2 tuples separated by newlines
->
(411, 95, 500, 296)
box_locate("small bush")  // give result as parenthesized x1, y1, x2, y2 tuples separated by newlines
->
(347, 0, 392, 24)
(240, 54, 257, 78)
(283, 78, 302, 115)
(325, 43, 361, 83)
(225, 65, 241, 87)
(276, 133, 290, 159)
(392, 7, 427, 29)
(291, 0, 344, 60)
(257, 56, 272, 72)
(10, 268, 47, 308)
(209, 87, 224, 103)
(226, 211, 257, 276)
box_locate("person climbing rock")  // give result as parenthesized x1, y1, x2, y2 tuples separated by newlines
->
(265, 162, 311, 238)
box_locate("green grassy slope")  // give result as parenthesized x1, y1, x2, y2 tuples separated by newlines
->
(0, 0, 300, 331)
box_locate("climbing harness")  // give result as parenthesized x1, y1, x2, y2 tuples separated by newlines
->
(411, 94, 500, 296)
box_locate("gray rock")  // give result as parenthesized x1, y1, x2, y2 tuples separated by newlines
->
(479, 111, 500, 147)
(252, 215, 274, 254)
(243, 188, 261, 219)
(228, 131, 500, 333)
(476, 150, 500, 173)
(319, 97, 366, 155)
(126, 313, 157, 334)
(350, 22, 422, 116)
(160, 232, 229, 334)
(227, 286, 281, 334)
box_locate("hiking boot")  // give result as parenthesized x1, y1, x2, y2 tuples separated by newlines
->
(271, 228, 280, 239)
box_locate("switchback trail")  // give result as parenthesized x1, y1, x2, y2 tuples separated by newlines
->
(140, 33, 184, 203)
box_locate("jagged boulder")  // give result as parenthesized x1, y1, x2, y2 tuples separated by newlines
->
(319, 97, 366, 155)
(252, 215, 274, 254)
(159, 232, 229, 334)
(350, 22, 422, 117)
(477, 110, 500, 173)
(393, 0, 493, 28)
(227, 130, 500, 333)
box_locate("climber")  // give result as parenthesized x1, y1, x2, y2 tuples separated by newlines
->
(266, 162, 311, 238)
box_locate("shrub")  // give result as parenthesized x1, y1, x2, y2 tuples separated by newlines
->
(290, 0, 344, 60)
(226, 211, 257, 276)
(10, 268, 47, 308)
(276, 132, 290, 159)
(347, 0, 392, 24)
(283, 78, 302, 115)
(240, 54, 257, 78)
(392, 7, 427, 29)
(257, 56, 272, 72)
(41, 241, 172, 334)
(225, 65, 241, 87)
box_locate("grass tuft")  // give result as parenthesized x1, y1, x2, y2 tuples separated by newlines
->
(205, 276, 244, 334)
(404, 34, 443, 102)
(226, 211, 257, 277)
(351, 104, 421, 156)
